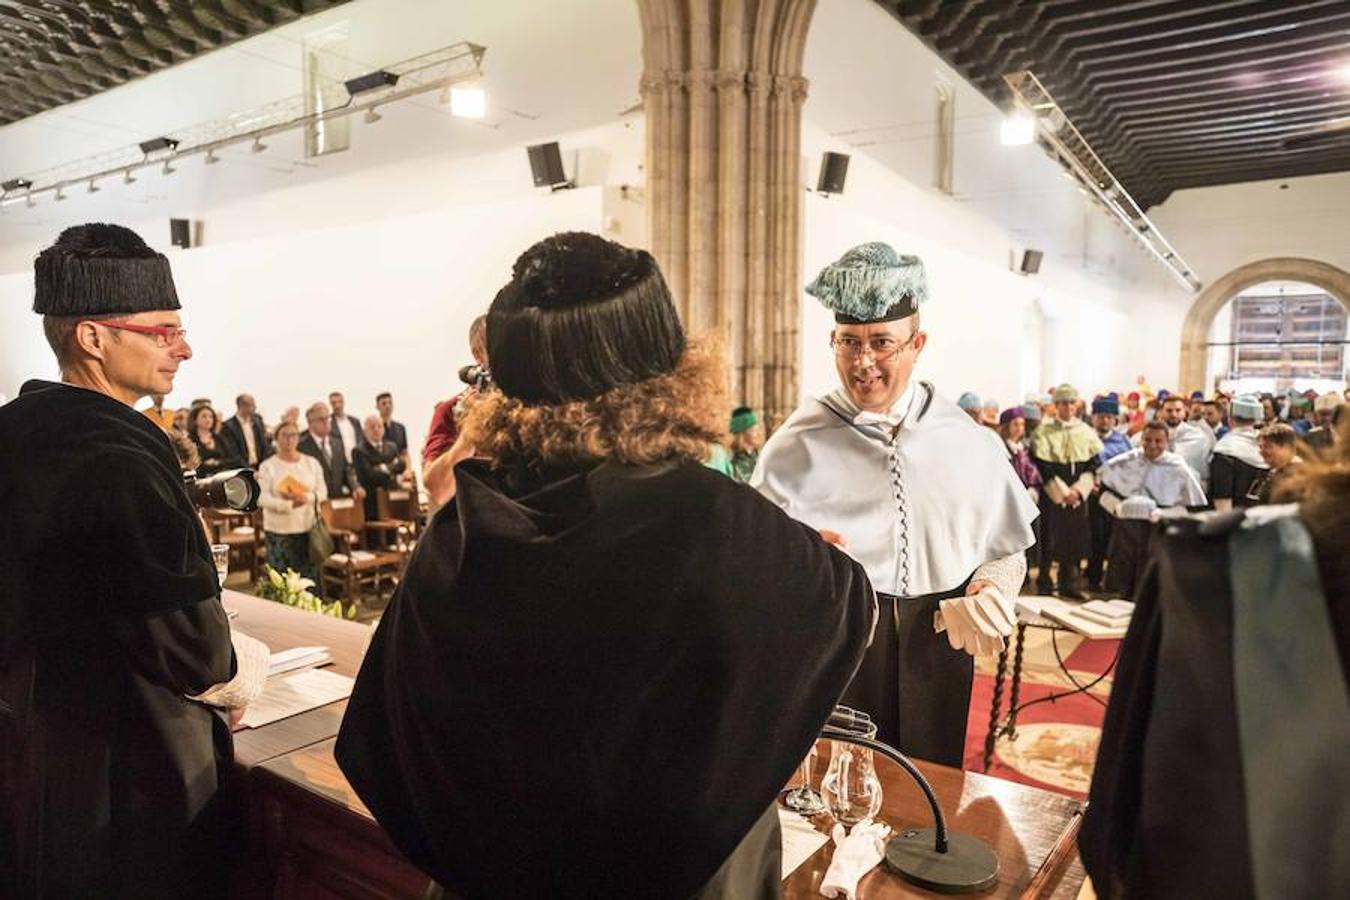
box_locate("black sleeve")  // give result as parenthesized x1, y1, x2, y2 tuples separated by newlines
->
(110, 600, 236, 696)
(1210, 454, 1235, 502)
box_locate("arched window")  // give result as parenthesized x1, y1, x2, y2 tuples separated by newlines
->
(1208, 280, 1347, 394)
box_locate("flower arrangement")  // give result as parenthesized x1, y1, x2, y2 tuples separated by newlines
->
(254, 564, 355, 619)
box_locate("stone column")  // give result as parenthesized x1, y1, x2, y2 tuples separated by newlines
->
(637, 0, 816, 427)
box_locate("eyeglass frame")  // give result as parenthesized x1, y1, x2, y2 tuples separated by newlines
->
(96, 320, 189, 348)
(829, 327, 922, 363)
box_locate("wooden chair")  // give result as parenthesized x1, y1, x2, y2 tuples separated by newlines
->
(366, 486, 420, 550)
(318, 497, 405, 604)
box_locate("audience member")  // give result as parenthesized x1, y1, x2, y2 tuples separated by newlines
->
(1156, 395, 1213, 487)
(375, 391, 409, 459)
(727, 406, 764, 483)
(1098, 421, 1206, 597)
(1305, 392, 1344, 450)
(300, 401, 363, 500)
(1001, 407, 1042, 585)
(1088, 396, 1131, 591)
(980, 399, 1000, 428)
(1210, 394, 1268, 511)
(221, 392, 272, 468)
(280, 405, 301, 427)
(1031, 384, 1102, 598)
(189, 405, 243, 475)
(140, 392, 175, 431)
(957, 391, 982, 423)
(172, 405, 190, 433)
(1251, 422, 1303, 504)
(328, 391, 366, 462)
(257, 420, 327, 586)
(423, 314, 489, 506)
(352, 414, 409, 520)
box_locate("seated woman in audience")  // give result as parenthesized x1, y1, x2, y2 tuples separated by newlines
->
(189, 405, 242, 475)
(336, 232, 874, 900)
(1082, 421, 1348, 900)
(256, 420, 327, 584)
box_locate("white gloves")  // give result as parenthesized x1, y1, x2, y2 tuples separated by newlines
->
(935, 584, 1016, 656)
(820, 819, 892, 900)
(1117, 495, 1159, 521)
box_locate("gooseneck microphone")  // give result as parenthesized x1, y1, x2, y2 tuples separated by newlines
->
(822, 709, 999, 894)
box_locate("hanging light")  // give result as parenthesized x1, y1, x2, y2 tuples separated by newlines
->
(1000, 112, 1036, 146)
(55, 186, 66, 201)
(162, 159, 176, 175)
(123, 168, 137, 185)
(205, 149, 220, 165)
(251, 137, 267, 153)
(364, 107, 382, 124)
(25, 192, 35, 208)
(449, 86, 487, 119)
(87, 179, 100, 193)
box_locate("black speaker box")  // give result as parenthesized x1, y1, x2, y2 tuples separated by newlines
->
(170, 218, 191, 249)
(527, 142, 568, 188)
(1020, 249, 1043, 274)
(817, 152, 850, 194)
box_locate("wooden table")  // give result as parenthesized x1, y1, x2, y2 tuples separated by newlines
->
(225, 590, 1087, 899)
(223, 589, 371, 768)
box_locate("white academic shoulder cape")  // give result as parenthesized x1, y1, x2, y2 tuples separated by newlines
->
(752, 382, 1037, 598)
(1100, 448, 1207, 508)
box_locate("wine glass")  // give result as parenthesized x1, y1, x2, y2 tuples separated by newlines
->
(781, 743, 827, 815)
(210, 544, 230, 589)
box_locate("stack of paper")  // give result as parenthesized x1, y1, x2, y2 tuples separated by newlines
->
(1040, 597, 1133, 639)
(778, 809, 829, 880)
(237, 668, 354, 729)
(268, 646, 332, 677)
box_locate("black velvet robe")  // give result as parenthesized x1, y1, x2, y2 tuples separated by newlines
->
(336, 457, 875, 900)
(0, 380, 236, 899)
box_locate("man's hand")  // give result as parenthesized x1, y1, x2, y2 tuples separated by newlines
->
(354, 486, 367, 501)
(819, 529, 848, 548)
(229, 706, 247, 729)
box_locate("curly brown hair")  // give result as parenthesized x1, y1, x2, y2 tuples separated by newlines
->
(1275, 420, 1348, 605)
(460, 335, 727, 469)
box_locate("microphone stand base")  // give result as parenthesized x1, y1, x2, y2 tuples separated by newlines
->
(884, 829, 1000, 894)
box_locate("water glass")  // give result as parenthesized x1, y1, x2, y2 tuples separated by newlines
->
(210, 544, 230, 588)
(821, 721, 883, 827)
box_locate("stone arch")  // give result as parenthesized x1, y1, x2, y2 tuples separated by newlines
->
(1178, 257, 1350, 393)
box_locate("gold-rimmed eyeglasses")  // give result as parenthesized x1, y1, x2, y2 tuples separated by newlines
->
(831, 330, 919, 363)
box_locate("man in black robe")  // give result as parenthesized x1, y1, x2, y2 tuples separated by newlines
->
(0, 224, 246, 898)
(336, 233, 876, 900)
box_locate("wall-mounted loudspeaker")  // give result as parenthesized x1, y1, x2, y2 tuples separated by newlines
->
(1019, 249, 1043, 275)
(817, 152, 850, 195)
(527, 142, 572, 190)
(170, 218, 192, 249)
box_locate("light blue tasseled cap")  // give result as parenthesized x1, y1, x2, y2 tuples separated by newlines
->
(806, 242, 929, 323)
(1231, 394, 1263, 421)
(957, 392, 982, 411)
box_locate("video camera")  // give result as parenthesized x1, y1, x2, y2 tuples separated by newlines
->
(458, 364, 492, 392)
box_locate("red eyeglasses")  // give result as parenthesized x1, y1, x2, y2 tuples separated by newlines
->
(98, 321, 189, 348)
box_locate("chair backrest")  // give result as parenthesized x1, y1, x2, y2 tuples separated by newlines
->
(321, 496, 366, 532)
(378, 487, 417, 522)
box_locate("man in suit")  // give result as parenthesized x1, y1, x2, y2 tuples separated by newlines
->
(328, 391, 365, 464)
(221, 392, 272, 468)
(375, 391, 409, 463)
(301, 401, 363, 500)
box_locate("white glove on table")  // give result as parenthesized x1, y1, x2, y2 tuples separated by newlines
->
(935, 584, 1016, 656)
(820, 819, 892, 900)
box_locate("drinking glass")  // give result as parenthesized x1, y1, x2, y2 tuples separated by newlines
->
(820, 718, 883, 827)
(210, 544, 230, 588)
(781, 743, 826, 815)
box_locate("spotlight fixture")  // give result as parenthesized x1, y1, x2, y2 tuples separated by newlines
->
(205, 150, 220, 165)
(139, 136, 180, 155)
(364, 107, 382, 124)
(999, 112, 1035, 146)
(449, 86, 486, 119)
(1, 178, 33, 193)
(344, 70, 399, 96)
(251, 137, 267, 153)
(87, 179, 100, 193)
(55, 186, 66, 201)
(123, 169, 137, 185)
(25, 193, 35, 208)
(162, 159, 176, 175)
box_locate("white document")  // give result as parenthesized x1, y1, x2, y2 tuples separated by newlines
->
(778, 808, 830, 880)
(238, 667, 354, 729)
(1039, 598, 1131, 639)
(268, 645, 332, 677)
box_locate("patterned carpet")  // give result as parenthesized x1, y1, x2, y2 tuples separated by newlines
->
(962, 622, 1120, 798)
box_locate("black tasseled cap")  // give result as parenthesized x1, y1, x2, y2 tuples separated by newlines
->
(487, 232, 686, 405)
(33, 223, 180, 316)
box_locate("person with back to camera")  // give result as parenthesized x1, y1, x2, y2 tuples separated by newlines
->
(336, 232, 876, 900)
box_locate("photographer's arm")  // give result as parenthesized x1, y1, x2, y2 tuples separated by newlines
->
(423, 432, 475, 506)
